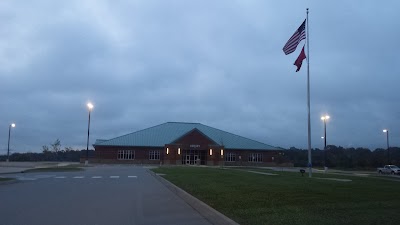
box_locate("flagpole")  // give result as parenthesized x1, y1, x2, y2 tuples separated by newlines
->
(306, 8, 312, 177)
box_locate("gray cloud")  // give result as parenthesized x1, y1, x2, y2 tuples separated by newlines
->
(1, 0, 399, 154)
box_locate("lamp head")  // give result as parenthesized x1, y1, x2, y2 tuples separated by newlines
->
(87, 102, 94, 110)
(321, 115, 330, 121)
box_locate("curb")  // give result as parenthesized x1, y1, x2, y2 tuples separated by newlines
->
(148, 170, 240, 225)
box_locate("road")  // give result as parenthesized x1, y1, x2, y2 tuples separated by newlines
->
(0, 165, 212, 225)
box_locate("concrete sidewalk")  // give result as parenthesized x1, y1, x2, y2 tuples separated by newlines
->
(0, 162, 78, 174)
(149, 170, 239, 225)
(0, 167, 30, 174)
(0, 162, 35, 174)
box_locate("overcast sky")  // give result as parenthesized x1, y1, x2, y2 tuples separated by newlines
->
(1, 0, 399, 153)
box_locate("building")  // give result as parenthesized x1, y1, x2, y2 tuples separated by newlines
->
(92, 122, 289, 166)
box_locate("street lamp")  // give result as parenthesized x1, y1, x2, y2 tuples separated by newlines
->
(383, 129, 389, 164)
(7, 123, 16, 162)
(86, 102, 94, 165)
(321, 115, 330, 171)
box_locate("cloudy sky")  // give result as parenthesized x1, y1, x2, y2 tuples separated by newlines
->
(1, 0, 399, 154)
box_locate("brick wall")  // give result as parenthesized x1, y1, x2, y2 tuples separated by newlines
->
(93, 140, 290, 166)
(94, 146, 163, 164)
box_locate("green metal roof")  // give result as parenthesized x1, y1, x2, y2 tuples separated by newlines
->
(95, 122, 280, 151)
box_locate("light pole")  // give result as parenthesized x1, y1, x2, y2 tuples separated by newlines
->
(7, 123, 16, 162)
(86, 103, 94, 165)
(321, 115, 330, 171)
(383, 129, 389, 164)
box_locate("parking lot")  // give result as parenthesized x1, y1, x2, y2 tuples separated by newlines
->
(0, 165, 212, 225)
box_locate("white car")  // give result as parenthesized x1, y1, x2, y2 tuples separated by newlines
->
(377, 165, 400, 175)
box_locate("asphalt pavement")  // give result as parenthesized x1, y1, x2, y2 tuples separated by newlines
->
(0, 165, 212, 225)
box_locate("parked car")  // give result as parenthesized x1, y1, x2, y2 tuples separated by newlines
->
(377, 165, 400, 175)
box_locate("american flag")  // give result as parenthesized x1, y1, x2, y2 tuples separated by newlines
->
(283, 19, 306, 55)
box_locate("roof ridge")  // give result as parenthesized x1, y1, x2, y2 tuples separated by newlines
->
(199, 123, 277, 149)
(167, 121, 201, 124)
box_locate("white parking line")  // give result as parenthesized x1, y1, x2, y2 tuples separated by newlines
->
(110, 176, 119, 179)
(54, 176, 66, 179)
(73, 176, 84, 179)
(128, 176, 137, 178)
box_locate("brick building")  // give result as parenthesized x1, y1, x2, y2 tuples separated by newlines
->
(93, 122, 288, 166)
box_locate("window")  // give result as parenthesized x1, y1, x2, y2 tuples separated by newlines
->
(248, 153, 262, 162)
(117, 150, 135, 160)
(225, 153, 236, 162)
(149, 150, 160, 160)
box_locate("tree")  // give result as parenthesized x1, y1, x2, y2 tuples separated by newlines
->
(64, 147, 74, 152)
(42, 145, 50, 153)
(51, 139, 61, 153)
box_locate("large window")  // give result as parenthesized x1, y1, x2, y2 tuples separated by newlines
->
(248, 153, 262, 162)
(149, 150, 160, 160)
(117, 150, 135, 160)
(225, 153, 236, 162)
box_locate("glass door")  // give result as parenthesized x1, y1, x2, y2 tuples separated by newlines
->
(186, 154, 190, 165)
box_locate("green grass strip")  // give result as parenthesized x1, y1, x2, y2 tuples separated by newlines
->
(23, 167, 84, 173)
(152, 166, 400, 225)
(0, 177, 15, 182)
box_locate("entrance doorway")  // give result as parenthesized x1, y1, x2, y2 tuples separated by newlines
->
(182, 150, 206, 165)
(186, 155, 190, 165)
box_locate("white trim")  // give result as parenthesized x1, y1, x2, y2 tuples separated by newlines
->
(248, 153, 263, 162)
(117, 150, 135, 160)
(149, 150, 160, 160)
(225, 152, 236, 162)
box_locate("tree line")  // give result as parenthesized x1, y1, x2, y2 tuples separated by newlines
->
(284, 145, 400, 169)
(2, 139, 399, 168)
(0, 139, 93, 162)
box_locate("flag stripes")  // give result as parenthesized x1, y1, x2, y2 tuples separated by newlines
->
(282, 19, 306, 55)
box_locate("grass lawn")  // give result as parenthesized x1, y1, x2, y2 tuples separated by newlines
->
(23, 167, 84, 173)
(0, 177, 15, 182)
(152, 166, 400, 225)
